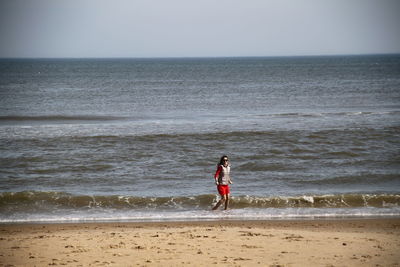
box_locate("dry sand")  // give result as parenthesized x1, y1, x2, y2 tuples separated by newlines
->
(1, 219, 399, 266)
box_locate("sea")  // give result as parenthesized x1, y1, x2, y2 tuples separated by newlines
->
(0, 55, 399, 223)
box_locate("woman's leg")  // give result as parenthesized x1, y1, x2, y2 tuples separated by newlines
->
(212, 195, 226, 210)
(224, 194, 230, 210)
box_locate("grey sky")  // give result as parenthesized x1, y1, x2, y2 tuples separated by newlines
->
(0, 0, 399, 58)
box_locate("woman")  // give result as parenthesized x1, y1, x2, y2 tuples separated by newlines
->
(212, 155, 233, 210)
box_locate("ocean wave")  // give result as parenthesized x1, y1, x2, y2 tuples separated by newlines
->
(1, 191, 399, 212)
(2, 110, 398, 124)
(291, 174, 400, 186)
(0, 115, 125, 122)
(258, 110, 400, 118)
(4, 125, 394, 143)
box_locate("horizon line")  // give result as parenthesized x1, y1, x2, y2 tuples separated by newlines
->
(1, 52, 399, 60)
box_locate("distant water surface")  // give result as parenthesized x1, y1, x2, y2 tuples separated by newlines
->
(0, 55, 399, 222)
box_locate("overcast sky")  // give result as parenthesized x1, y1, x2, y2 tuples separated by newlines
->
(0, 0, 399, 58)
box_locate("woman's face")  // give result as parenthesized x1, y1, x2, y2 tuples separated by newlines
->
(222, 157, 229, 166)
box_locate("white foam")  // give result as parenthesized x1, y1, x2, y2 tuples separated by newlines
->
(1, 207, 400, 224)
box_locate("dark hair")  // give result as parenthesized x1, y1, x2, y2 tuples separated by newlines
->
(218, 155, 229, 166)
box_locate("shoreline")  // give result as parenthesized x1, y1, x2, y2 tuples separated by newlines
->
(2, 213, 400, 225)
(1, 218, 399, 266)
(1, 215, 400, 225)
(1, 217, 400, 231)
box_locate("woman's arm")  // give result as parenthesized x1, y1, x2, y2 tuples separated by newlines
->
(214, 165, 222, 184)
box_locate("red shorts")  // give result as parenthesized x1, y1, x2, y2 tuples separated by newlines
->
(217, 185, 230, 196)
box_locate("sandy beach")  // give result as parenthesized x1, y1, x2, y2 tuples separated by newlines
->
(0, 219, 399, 267)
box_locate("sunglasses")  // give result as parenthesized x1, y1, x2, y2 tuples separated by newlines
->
(223, 159, 229, 161)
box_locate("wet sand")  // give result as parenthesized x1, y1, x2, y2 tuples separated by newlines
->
(1, 219, 399, 266)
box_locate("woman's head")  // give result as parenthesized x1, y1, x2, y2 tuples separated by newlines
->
(219, 155, 229, 166)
